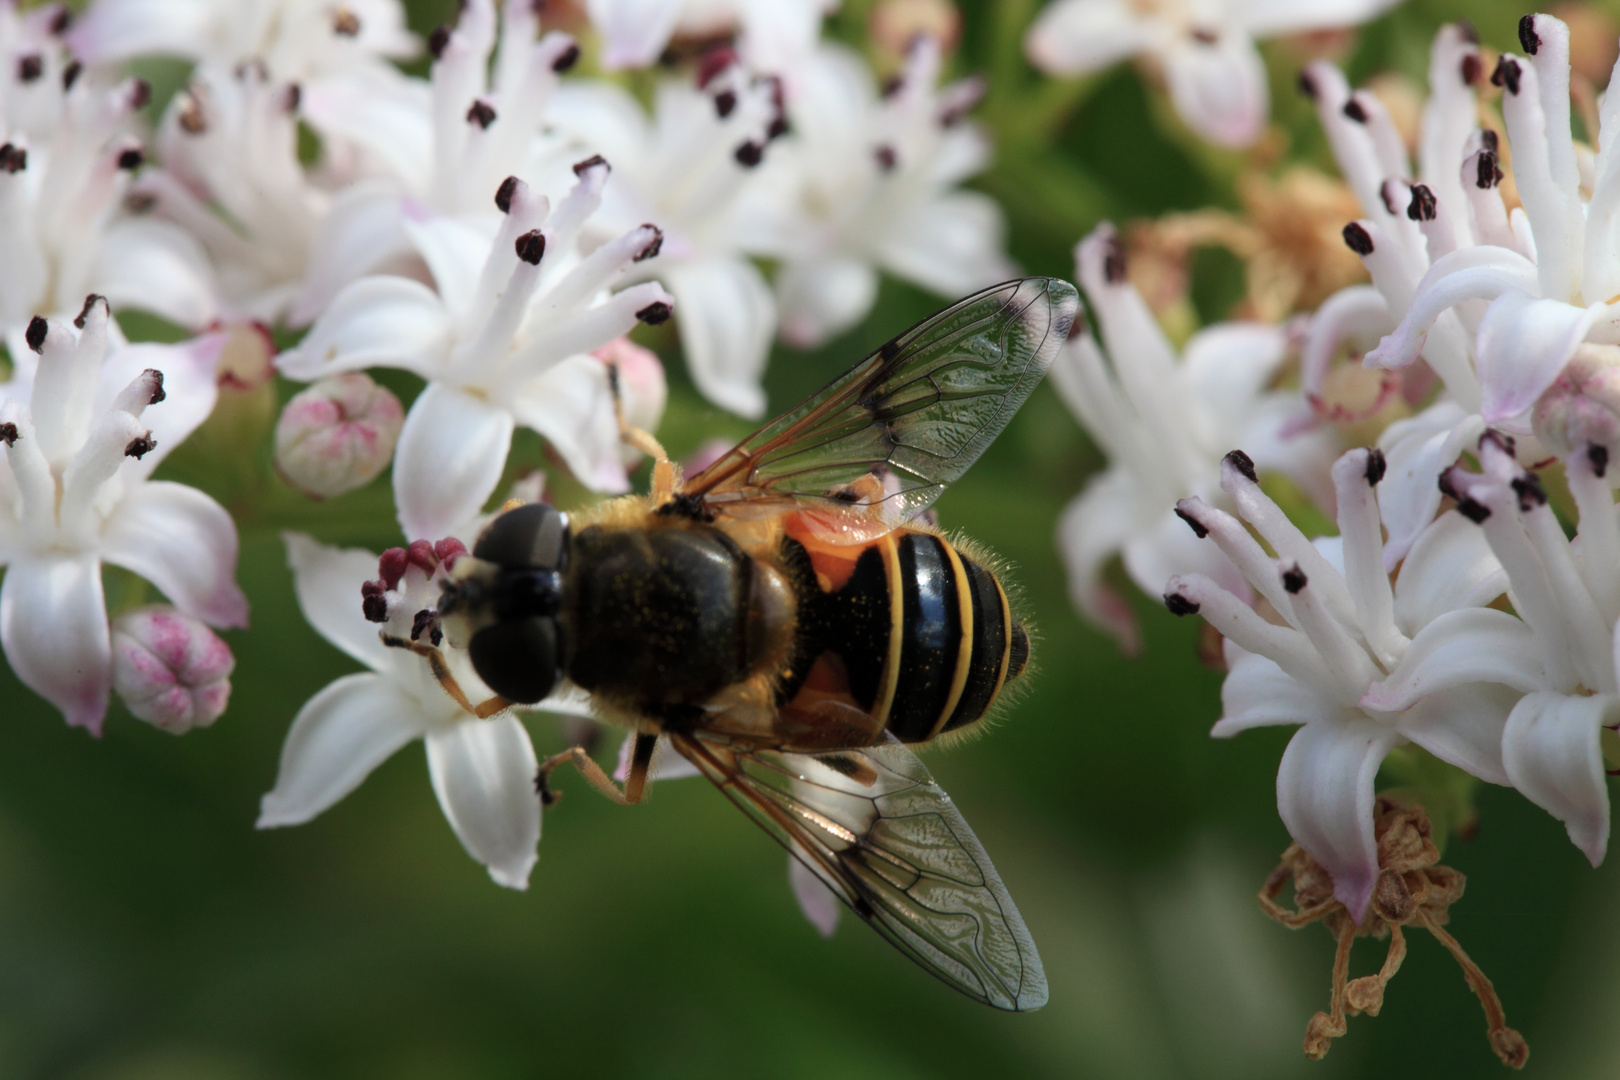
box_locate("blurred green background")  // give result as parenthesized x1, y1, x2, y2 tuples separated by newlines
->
(8, 0, 1620, 1077)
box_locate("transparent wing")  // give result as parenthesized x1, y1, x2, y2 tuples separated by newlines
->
(683, 278, 1080, 532)
(672, 732, 1048, 1011)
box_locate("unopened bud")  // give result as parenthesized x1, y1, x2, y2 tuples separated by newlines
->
(275, 373, 404, 499)
(1531, 344, 1620, 460)
(111, 606, 233, 734)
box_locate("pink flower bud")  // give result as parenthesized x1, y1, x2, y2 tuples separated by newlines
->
(1532, 344, 1620, 460)
(274, 373, 404, 499)
(111, 606, 234, 734)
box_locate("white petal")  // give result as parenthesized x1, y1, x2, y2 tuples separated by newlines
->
(612, 732, 701, 783)
(1023, 0, 1151, 74)
(282, 532, 393, 672)
(403, 215, 495, 325)
(1398, 681, 1517, 786)
(1476, 290, 1604, 424)
(95, 336, 227, 476)
(875, 191, 1013, 299)
(1212, 648, 1328, 736)
(393, 383, 514, 540)
(102, 480, 248, 629)
(1376, 403, 1482, 568)
(96, 218, 221, 331)
(1055, 473, 1143, 653)
(1161, 31, 1269, 149)
(1502, 690, 1614, 865)
(290, 185, 410, 326)
(587, 0, 682, 70)
(774, 256, 879, 348)
(1276, 718, 1399, 921)
(1361, 607, 1546, 712)
(507, 355, 628, 494)
(1392, 511, 1506, 636)
(789, 851, 841, 938)
(0, 554, 111, 734)
(425, 714, 542, 889)
(257, 673, 427, 827)
(276, 276, 451, 381)
(665, 257, 773, 419)
(1238, 0, 1401, 36)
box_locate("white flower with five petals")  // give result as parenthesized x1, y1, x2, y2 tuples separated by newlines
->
(0, 299, 246, 733)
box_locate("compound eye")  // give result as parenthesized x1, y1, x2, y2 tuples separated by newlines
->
(469, 617, 559, 704)
(473, 503, 568, 570)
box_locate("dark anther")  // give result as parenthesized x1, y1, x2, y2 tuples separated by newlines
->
(410, 607, 438, 643)
(1190, 27, 1218, 44)
(333, 7, 361, 35)
(145, 369, 167, 405)
(1342, 222, 1374, 256)
(1437, 469, 1459, 500)
(514, 229, 546, 265)
(1365, 448, 1387, 486)
(767, 115, 789, 139)
(361, 586, 388, 623)
(1342, 98, 1368, 123)
(1518, 14, 1539, 54)
(1282, 565, 1307, 594)
(494, 175, 518, 213)
(1511, 473, 1547, 511)
(117, 147, 145, 170)
(1460, 53, 1481, 86)
(1492, 56, 1521, 95)
(0, 143, 27, 174)
(1457, 498, 1492, 524)
(572, 153, 608, 176)
(1297, 70, 1318, 99)
(1482, 129, 1498, 151)
(128, 78, 151, 109)
(1224, 449, 1259, 483)
(873, 144, 898, 172)
(636, 301, 672, 326)
(61, 60, 82, 90)
(634, 225, 664, 262)
(124, 433, 157, 459)
(48, 7, 72, 34)
(75, 294, 104, 328)
(734, 141, 764, 167)
(427, 26, 451, 59)
(1407, 184, 1437, 222)
(714, 89, 737, 118)
(655, 492, 716, 522)
(1103, 235, 1128, 283)
(881, 74, 905, 98)
(1175, 506, 1209, 538)
(1164, 593, 1200, 616)
(25, 316, 47, 353)
(552, 42, 580, 72)
(16, 54, 43, 83)
(283, 84, 302, 112)
(1476, 149, 1504, 189)
(1590, 444, 1610, 478)
(466, 100, 497, 128)
(0, 423, 17, 447)
(1480, 429, 1516, 456)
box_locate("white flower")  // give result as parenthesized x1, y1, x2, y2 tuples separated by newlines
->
(276, 168, 672, 540)
(1053, 222, 1337, 651)
(1361, 16, 1620, 437)
(0, 299, 247, 733)
(1166, 447, 1517, 919)
(111, 604, 234, 733)
(585, 0, 835, 73)
(1362, 432, 1619, 865)
(1024, 0, 1402, 147)
(551, 57, 783, 416)
(68, 0, 417, 85)
(757, 36, 1013, 348)
(262, 533, 557, 888)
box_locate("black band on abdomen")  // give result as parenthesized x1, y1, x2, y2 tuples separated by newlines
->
(886, 535, 962, 741)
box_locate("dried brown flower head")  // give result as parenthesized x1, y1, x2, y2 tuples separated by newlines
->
(1260, 798, 1528, 1069)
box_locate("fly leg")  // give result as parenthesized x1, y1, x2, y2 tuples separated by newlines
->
(379, 633, 512, 719)
(603, 358, 678, 502)
(536, 732, 657, 807)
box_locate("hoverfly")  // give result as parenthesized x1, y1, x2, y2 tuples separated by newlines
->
(427, 277, 1079, 1011)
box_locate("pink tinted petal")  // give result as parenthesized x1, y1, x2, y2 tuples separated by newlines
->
(96, 218, 222, 331)
(1162, 31, 1269, 148)
(1276, 719, 1399, 921)
(393, 383, 514, 540)
(276, 276, 451, 381)
(102, 481, 248, 629)
(1, 554, 111, 734)
(283, 532, 394, 672)
(588, 0, 683, 70)
(425, 714, 541, 889)
(67, 0, 215, 62)
(258, 673, 425, 827)
(1502, 690, 1614, 865)
(111, 605, 234, 733)
(1397, 681, 1516, 786)
(1476, 291, 1604, 424)
(665, 257, 773, 419)
(1056, 472, 1142, 653)
(1212, 648, 1327, 736)
(1360, 607, 1545, 712)
(789, 852, 841, 938)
